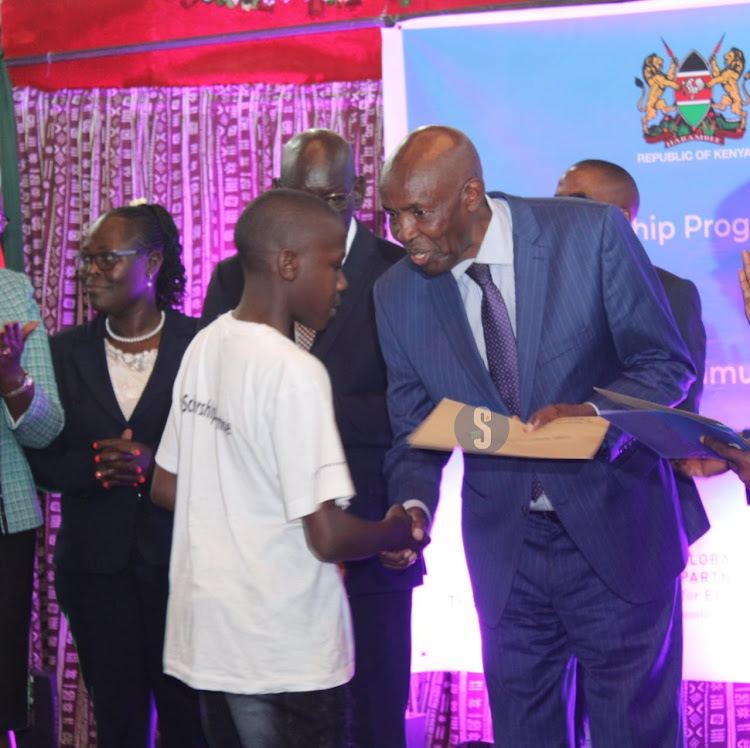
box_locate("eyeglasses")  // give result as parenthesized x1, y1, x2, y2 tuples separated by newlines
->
(322, 191, 353, 212)
(75, 249, 147, 273)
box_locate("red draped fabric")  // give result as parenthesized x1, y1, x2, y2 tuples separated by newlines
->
(3, 0, 523, 90)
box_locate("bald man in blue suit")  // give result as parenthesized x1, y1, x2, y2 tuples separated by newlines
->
(374, 126, 699, 747)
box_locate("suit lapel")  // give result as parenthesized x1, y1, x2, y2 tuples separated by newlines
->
(506, 195, 550, 417)
(130, 310, 186, 423)
(312, 221, 374, 361)
(73, 317, 125, 424)
(428, 272, 505, 411)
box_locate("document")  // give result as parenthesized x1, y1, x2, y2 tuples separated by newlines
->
(407, 398, 609, 459)
(594, 387, 750, 459)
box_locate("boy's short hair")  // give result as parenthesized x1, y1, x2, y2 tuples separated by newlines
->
(234, 189, 341, 274)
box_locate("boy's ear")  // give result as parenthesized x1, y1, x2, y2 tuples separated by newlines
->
(278, 248, 298, 281)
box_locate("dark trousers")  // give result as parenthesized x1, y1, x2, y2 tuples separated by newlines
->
(0, 529, 35, 732)
(200, 685, 352, 748)
(55, 559, 208, 748)
(348, 590, 412, 748)
(480, 512, 684, 748)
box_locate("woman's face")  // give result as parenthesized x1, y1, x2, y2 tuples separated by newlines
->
(80, 215, 160, 316)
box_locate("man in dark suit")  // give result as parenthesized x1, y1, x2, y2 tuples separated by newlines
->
(555, 159, 706, 411)
(555, 159, 709, 543)
(374, 126, 699, 746)
(199, 129, 419, 748)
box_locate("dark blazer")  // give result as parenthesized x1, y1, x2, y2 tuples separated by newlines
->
(374, 193, 700, 627)
(26, 309, 198, 573)
(200, 220, 421, 594)
(656, 266, 710, 545)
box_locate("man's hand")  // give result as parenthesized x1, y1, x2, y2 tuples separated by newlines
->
(740, 249, 750, 326)
(672, 456, 728, 479)
(379, 506, 431, 571)
(524, 402, 597, 432)
(673, 435, 750, 486)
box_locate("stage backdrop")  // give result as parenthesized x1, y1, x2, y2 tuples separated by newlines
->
(382, 0, 750, 684)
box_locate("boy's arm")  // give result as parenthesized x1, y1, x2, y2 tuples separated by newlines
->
(302, 500, 419, 563)
(151, 464, 177, 511)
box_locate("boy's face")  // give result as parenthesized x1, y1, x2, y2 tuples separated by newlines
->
(294, 221, 348, 332)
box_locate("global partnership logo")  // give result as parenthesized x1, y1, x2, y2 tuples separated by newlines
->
(636, 35, 749, 148)
(453, 404, 510, 453)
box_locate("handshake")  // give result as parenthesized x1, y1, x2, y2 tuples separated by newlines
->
(380, 505, 431, 570)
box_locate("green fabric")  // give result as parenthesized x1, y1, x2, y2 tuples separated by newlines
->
(0, 46, 24, 271)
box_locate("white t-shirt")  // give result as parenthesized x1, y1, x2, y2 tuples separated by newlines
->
(156, 313, 355, 694)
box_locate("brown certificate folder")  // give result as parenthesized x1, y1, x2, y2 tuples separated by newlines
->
(407, 398, 609, 459)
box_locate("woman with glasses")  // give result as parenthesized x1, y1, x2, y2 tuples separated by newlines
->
(26, 203, 207, 748)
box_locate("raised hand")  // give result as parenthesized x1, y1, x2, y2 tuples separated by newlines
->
(740, 250, 750, 325)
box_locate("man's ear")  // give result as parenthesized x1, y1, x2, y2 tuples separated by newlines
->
(352, 175, 366, 211)
(462, 177, 486, 212)
(278, 248, 298, 281)
(271, 177, 281, 189)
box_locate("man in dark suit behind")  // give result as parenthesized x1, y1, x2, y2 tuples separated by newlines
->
(555, 159, 710, 744)
(375, 126, 700, 746)
(555, 158, 709, 544)
(200, 129, 419, 748)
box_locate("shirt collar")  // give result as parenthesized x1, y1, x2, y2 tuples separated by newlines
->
(452, 195, 513, 281)
(344, 217, 357, 262)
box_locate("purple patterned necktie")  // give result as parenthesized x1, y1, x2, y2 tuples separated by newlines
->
(466, 262, 544, 503)
(465, 262, 521, 415)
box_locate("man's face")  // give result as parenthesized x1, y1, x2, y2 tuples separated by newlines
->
(554, 166, 600, 203)
(380, 165, 477, 277)
(555, 166, 632, 221)
(294, 219, 348, 332)
(278, 157, 363, 232)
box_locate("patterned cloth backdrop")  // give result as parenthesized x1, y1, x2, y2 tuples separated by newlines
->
(13, 80, 384, 748)
(13, 80, 750, 748)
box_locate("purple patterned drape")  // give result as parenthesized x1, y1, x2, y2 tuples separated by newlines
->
(407, 674, 750, 747)
(14, 82, 385, 330)
(14, 80, 385, 748)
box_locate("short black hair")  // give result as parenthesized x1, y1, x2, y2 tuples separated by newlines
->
(234, 189, 342, 274)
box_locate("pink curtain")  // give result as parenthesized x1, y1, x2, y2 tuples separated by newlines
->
(14, 80, 385, 748)
(14, 82, 385, 330)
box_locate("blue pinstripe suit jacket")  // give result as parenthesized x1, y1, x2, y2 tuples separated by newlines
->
(374, 193, 699, 627)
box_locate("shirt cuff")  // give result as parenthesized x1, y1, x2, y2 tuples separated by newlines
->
(403, 499, 432, 528)
(585, 400, 600, 416)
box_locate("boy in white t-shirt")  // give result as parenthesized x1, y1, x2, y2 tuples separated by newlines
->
(151, 189, 418, 748)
